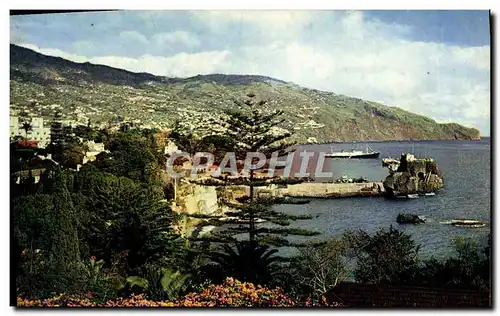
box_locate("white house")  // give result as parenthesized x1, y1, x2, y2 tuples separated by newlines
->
(164, 141, 181, 156)
(83, 140, 108, 164)
(10, 116, 51, 148)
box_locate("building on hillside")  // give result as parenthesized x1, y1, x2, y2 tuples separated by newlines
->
(50, 121, 65, 147)
(10, 116, 52, 148)
(10, 116, 19, 138)
(13, 168, 46, 184)
(164, 141, 181, 156)
(83, 140, 108, 164)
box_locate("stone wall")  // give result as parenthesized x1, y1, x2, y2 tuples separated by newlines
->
(257, 182, 385, 198)
(326, 282, 491, 307)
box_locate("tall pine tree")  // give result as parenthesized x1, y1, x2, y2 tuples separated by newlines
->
(188, 93, 319, 248)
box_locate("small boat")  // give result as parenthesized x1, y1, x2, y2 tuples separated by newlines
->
(454, 223, 486, 228)
(418, 192, 436, 196)
(440, 219, 487, 228)
(392, 194, 419, 199)
(326, 144, 380, 159)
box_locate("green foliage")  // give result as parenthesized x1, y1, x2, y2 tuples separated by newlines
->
(206, 241, 287, 287)
(344, 226, 420, 285)
(13, 158, 189, 300)
(13, 169, 83, 298)
(194, 94, 317, 249)
(92, 131, 163, 184)
(126, 266, 191, 301)
(409, 235, 490, 290)
(288, 238, 349, 302)
(60, 139, 86, 169)
(74, 165, 186, 275)
(79, 256, 123, 302)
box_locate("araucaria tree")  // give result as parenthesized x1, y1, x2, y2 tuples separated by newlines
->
(190, 93, 318, 250)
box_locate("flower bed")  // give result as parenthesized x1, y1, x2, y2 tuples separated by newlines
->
(17, 278, 346, 307)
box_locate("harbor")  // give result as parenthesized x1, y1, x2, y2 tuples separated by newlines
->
(269, 139, 490, 259)
(257, 181, 385, 199)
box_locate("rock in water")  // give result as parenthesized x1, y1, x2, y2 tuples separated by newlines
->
(383, 153, 444, 197)
(397, 213, 426, 224)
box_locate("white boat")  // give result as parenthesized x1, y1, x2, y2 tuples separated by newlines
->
(326, 144, 380, 159)
(454, 223, 486, 228)
(418, 192, 436, 196)
(407, 194, 419, 199)
(439, 219, 487, 228)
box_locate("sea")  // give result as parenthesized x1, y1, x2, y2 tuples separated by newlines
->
(272, 138, 491, 260)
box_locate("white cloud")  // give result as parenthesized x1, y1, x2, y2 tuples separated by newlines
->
(91, 51, 231, 77)
(191, 10, 314, 40)
(193, 10, 313, 29)
(119, 30, 149, 44)
(16, 42, 231, 78)
(12, 11, 490, 135)
(152, 31, 200, 48)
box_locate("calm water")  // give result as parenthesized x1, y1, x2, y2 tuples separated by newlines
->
(273, 139, 491, 259)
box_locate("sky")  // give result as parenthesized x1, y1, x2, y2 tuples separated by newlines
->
(10, 10, 491, 135)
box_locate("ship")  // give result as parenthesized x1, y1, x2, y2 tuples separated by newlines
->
(325, 144, 380, 159)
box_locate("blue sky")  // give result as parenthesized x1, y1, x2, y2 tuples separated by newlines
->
(10, 10, 491, 135)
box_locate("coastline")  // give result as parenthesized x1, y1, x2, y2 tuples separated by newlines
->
(293, 137, 486, 146)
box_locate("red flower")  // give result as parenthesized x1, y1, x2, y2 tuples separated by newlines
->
(90, 256, 96, 261)
(87, 292, 93, 299)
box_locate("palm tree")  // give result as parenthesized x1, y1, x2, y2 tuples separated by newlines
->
(21, 122, 32, 139)
(208, 241, 287, 287)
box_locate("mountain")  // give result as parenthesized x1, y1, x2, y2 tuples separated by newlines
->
(9, 44, 481, 143)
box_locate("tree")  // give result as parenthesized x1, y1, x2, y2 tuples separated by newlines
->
(344, 225, 420, 285)
(176, 93, 318, 288)
(74, 165, 186, 275)
(60, 139, 86, 169)
(205, 241, 286, 287)
(13, 168, 83, 298)
(21, 122, 32, 139)
(288, 238, 349, 302)
(92, 131, 163, 184)
(189, 93, 316, 248)
(411, 235, 491, 290)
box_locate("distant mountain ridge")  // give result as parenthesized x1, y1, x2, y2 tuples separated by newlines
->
(9, 44, 481, 143)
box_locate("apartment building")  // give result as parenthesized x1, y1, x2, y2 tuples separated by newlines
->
(10, 116, 52, 148)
